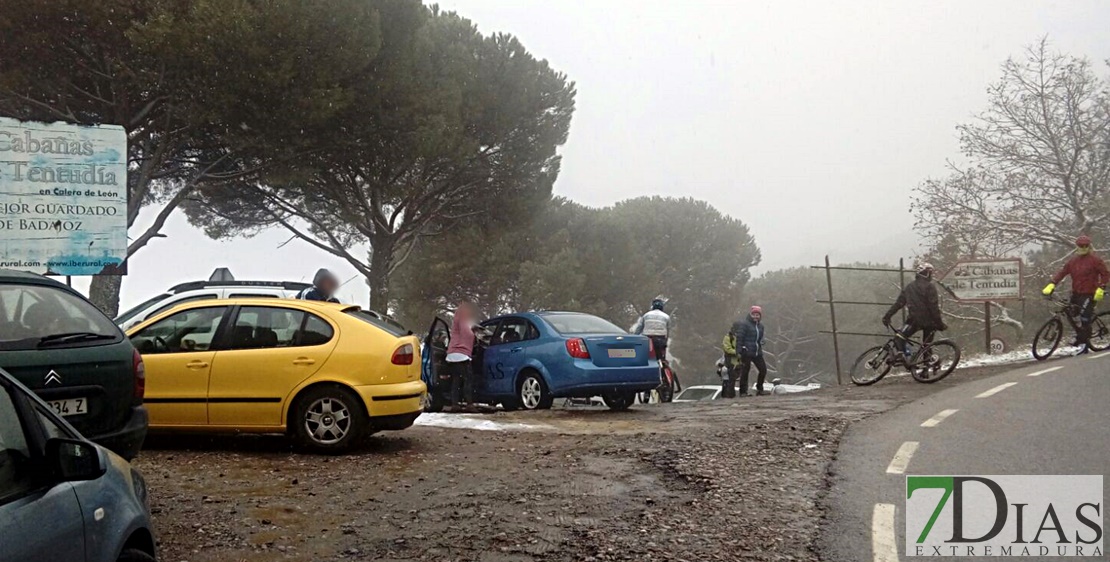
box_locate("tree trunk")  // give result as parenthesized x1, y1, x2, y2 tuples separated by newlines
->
(367, 238, 394, 312)
(88, 275, 123, 317)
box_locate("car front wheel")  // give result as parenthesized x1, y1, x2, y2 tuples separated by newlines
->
(117, 548, 156, 562)
(517, 372, 553, 410)
(291, 385, 368, 453)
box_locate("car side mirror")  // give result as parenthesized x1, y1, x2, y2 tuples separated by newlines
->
(46, 438, 107, 482)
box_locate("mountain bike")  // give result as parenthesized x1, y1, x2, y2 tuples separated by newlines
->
(657, 358, 681, 403)
(850, 326, 961, 385)
(1031, 296, 1110, 360)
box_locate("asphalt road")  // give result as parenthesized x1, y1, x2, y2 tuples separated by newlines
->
(821, 353, 1110, 561)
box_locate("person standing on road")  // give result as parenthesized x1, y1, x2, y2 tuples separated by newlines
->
(296, 269, 341, 303)
(731, 306, 768, 396)
(632, 298, 672, 362)
(721, 332, 739, 398)
(446, 301, 481, 412)
(1043, 234, 1109, 355)
(882, 262, 945, 360)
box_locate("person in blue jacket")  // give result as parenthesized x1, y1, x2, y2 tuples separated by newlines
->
(297, 269, 341, 303)
(730, 305, 768, 396)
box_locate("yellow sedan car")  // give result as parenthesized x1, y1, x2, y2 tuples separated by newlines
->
(126, 298, 425, 452)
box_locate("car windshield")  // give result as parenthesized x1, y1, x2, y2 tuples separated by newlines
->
(540, 313, 625, 335)
(114, 292, 171, 325)
(346, 309, 409, 337)
(0, 283, 121, 351)
(678, 388, 718, 401)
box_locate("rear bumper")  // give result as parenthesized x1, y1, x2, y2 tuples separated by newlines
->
(89, 405, 149, 461)
(353, 380, 426, 421)
(548, 363, 661, 398)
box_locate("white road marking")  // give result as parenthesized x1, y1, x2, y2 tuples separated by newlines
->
(976, 382, 1018, 398)
(1089, 352, 1110, 360)
(873, 503, 900, 562)
(886, 441, 919, 474)
(1027, 366, 1062, 377)
(921, 409, 958, 428)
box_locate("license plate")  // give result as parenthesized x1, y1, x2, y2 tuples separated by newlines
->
(607, 348, 636, 359)
(46, 398, 88, 417)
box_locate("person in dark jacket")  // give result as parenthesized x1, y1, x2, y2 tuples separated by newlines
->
(1043, 234, 1109, 354)
(730, 306, 768, 396)
(297, 269, 341, 303)
(883, 262, 945, 358)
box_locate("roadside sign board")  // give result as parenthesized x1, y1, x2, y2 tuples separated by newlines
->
(939, 258, 1022, 302)
(0, 117, 127, 275)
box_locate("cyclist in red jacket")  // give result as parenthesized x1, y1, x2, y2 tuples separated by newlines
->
(1043, 235, 1110, 354)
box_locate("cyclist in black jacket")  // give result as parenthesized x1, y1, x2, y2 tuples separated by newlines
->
(883, 263, 946, 359)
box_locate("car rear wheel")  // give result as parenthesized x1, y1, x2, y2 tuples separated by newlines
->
(602, 392, 635, 411)
(291, 385, 368, 453)
(422, 390, 444, 413)
(516, 372, 553, 410)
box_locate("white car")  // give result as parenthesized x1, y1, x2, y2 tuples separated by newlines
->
(674, 385, 722, 402)
(114, 268, 310, 330)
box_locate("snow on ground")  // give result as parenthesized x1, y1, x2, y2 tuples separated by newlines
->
(414, 412, 552, 432)
(958, 348, 1040, 369)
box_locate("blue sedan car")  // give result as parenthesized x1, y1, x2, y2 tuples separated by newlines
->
(423, 311, 661, 411)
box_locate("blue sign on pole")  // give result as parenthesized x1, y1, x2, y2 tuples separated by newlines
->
(0, 117, 128, 276)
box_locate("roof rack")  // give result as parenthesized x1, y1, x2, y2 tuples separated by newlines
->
(169, 280, 313, 293)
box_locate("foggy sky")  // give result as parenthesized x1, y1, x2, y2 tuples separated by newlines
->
(82, 0, 1110, 311)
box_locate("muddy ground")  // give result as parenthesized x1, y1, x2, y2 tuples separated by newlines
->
(136, 366, 1014, 562)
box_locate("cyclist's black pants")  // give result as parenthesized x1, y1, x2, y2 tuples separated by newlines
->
(649, 336, 668, 361)
(1070, 293, 1096, 346)
(899, 324, 935, 355)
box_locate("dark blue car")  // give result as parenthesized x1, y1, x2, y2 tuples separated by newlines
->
(423, 311, 660, 411)
(0, 366, 156, 561)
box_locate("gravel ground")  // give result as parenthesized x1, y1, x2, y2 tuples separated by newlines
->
(135, 364, 1015, 562)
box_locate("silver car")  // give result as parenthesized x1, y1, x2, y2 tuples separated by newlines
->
(0, 367, 155, 562)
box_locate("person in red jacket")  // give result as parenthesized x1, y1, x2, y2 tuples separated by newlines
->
(1043, 235, 1110, 354)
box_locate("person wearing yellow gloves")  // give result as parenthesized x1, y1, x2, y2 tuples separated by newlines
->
(1043, 234, 1110, 354)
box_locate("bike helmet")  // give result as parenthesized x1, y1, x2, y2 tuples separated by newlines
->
(651, 298, 665, 311)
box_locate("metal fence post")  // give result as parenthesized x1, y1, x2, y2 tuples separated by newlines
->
(984, 301, 992, 354)
(824, 255, 843, 385)
(898, 258, 906, 324)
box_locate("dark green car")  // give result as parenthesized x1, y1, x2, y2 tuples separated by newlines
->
(0, 270, 148, 460)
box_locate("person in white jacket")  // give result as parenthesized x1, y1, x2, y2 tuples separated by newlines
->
(632, 298, 672, 361)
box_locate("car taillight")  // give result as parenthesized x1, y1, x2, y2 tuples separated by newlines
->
(565, 338, 590, 359)
(392, 343, 414, 365)
(132, 349, 146, 400)
(647, 338, 655, 358)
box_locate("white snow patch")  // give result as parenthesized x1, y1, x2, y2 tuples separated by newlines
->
(958, 348, 1037, 369)
(415, 413, 550, 432)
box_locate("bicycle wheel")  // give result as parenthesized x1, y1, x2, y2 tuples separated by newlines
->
(1088, 312, 1110, 352)
(850, 345, 892, 386)
(1032, 317, 1063, 360)
(910, 340, 961, 383)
